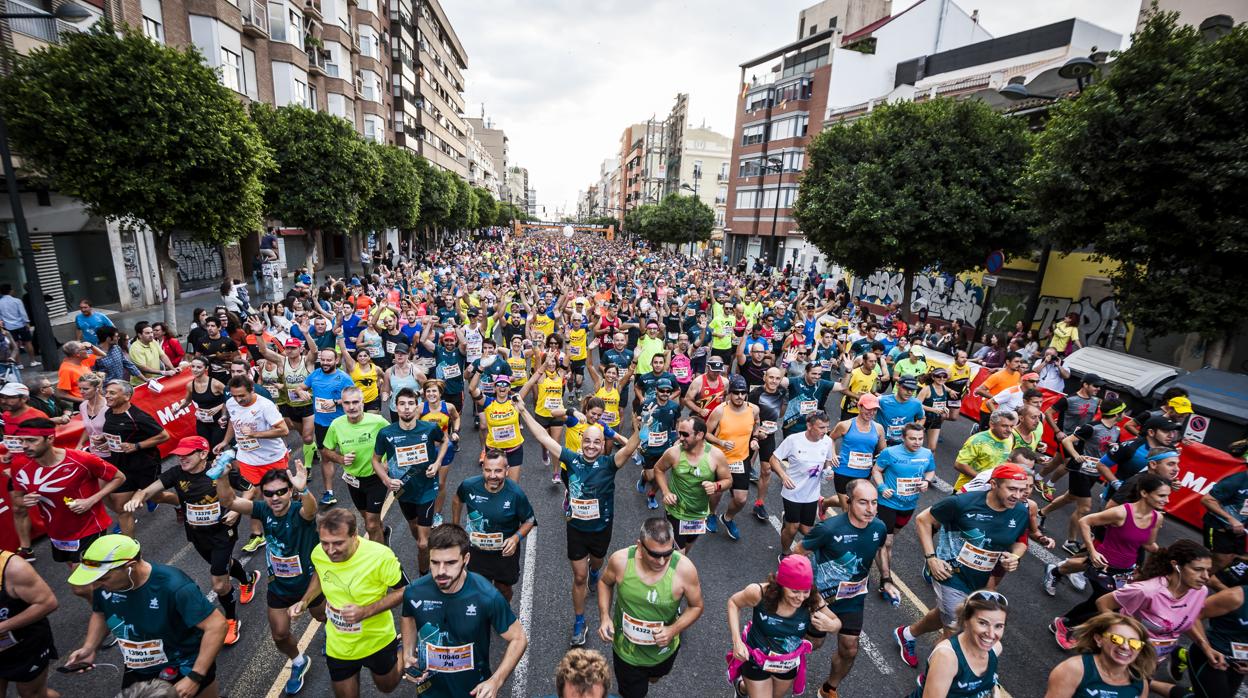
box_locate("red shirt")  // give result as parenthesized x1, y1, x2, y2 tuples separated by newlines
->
(162, 337, 186, 366)
(12, 449, 118, 541)
(2, 407, 50, 457)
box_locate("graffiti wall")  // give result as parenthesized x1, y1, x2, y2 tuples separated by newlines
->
(853, 271, 986, 326)
(1035, 295, 1127, 350)
(170, 232, 223, 291)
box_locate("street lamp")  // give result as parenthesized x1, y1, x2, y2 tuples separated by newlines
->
(0, 2, 93, 369)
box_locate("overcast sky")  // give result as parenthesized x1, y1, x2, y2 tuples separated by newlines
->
(442, 0, 1142, 215)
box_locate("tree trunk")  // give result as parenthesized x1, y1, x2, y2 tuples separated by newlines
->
(1205, 332, 1230, 369)
(153, 232, 180, 335)
(307, 229, 322, 274)
(341, 232, 352, 280)
(901, 267, 915, 326)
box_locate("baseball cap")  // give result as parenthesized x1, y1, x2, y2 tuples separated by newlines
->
(1144, 415, 1181, 432)
(466, 307, 480, 317)
(0, 383, 28, 397)
(1167, 396, 1193, 415)
(284, 338, 303, 349)
(655, 378, 675, 391)
(776, 554, 813, 591)
(857, 393, 880, 410)
(493, 375, 512, 387)
(392, 342, 411, 355)
(898, 377, 919, 391)
(706, 356, 725, 371)
(67, 534, 141, 586)
(728, 375, 748, 393)
(932, 368, 949, 378)
(1081, 373, 1104, 386)
(1021, 372, 1040, 381)
(441, 331, 457, 341)
(992, 463, 1030, 482)
(910, 346, 926, 357)
(170, 435, 210, 455)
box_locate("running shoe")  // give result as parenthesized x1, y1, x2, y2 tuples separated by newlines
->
(646, 494, 658, 510)
(1037, 481, 1056, 502)
(570, 618, 587, 647)
(631, 451, 643, 467)
(1051, 617, 1076, 650)
(16, 547, 35, 562)
(239, 569, 261, 604)
(241, 535, 266, 553)
(1061, 540, 1083, 556)
(224, 618, 242, 646)
(894, 626, 918, 667)
(109, 523, 122, 535)
(320, 491, 338, 506)
(432, 513, 444, 527)
(705, 515, 718, 534)
(748, 465, 759, 483)
(588, 567, 601, 593)
(285, 654, 311, 695)
(542, 451, 550, 467)
(753, 503, 768, 521)
(818, 686, 839, 698)
(1069, 571, 1088, 592)
(146, 500, 159, 513)
(552, 470, 562, 485)
(1042, 564, 1059, 597)
(1170, 647, 1189, 682)
(720, 515, 740, 541)
(635, 477, 647, 494)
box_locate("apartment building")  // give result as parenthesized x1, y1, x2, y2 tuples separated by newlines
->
(465, 116, 507, 198)
(390, 0, 467, 176)
(674, 125, 732, 254)
(505, 165, 528, 215)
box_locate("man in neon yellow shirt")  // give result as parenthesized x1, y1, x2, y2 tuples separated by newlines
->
(952, 408, 1019, 489)
(635, 321, 666, 377)
(294, 508, 405, 698)
(740, 294, 763, 325)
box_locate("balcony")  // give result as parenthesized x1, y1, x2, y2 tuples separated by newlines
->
(304, 0, 322, 20)
(241, 0, 267, 37)
(5, 0, 83, 43)
(717, 173, 728, 182)
(306, 47, 329, 75)
(349, 29, 361, 54)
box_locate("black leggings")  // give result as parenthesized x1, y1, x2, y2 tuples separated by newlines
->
(1190, 644, 1246, 698)
(1061, 567, 1132, 627)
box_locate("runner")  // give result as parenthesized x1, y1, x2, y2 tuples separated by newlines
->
(519, 402, 641, 646)
(256, 337, 318, 469)
(635, 378, 682, 510)
(596, 517, 705, 698)
(1044, 612, 1152, 698)
(292, 347, 356, 505)
(374, 386, 449, 575)
(748, 367, 787, 522)
(793, 478, 887, 698)
(0, 547, 58, 698)
(828, 394, 885, 511)
(779, 362, 841, 439)
(874, 377, 925, 447)
(176, 356, 228, 450)
(382, 343, 424, 415)
(215, 460, 323, 695)
(1200, 459, 1248, 575)
(340, 342, 387, 414)
(124, 435, 260, 645)
(906, 591, 1007, 698)
(1040, 398, 1127, 555)
(951, 408, 1018, 490)
(451, 449, 536, 601)
(400, 524, 529, 698)
(418, 379, 460, 527)
(770, 411, 836, 554)
(916, 368, 951, 453)
(1037, 372, 1104, 497)
(323, 386, 391, 543)
(65, 534, 228, 697)
(653, 416, 732, 554)
(1187, 582, 1248, 698)
(292, 507, 405, 698)
(705, 374, 759, 540)
(871, 422, 936, 607)
(681, 356, 726, 421)
(586, 361, 632, 434)
(475, 375, 526, 481)
(519, 350, 568, 472)
(101, 379, 171, 537)
(218, 374, 290, 553)
(726, 555, 839, 698)
(895, 464, 1031, 667)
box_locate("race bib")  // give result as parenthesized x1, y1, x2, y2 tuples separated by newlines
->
(385, 341, 397, 355)
(0, 630, 16, 652)
(932, 400, 946, 412)
(469, 530, 505, 550)
(425, 642, 475, 673)
(543, 396, 563, 411)
(1, 436, 21, 452)
(418, 358, 436, 373)
(104, 433, 124, 452)
(326, 605, 362, 634)
(648, 430, 668, 447)
(1238, 499, 1248, 518)
(763, 655, 801, 673)
(341, 471, 361, 488)
(195, 409, 216, 423)
(956, 542, 1001, 572)
(117, 638, 168, 669)
(269, 552, 303, 578)
(678, 518, 707, 536)
(728, 460, 745, 474)
(673, 366, 690, 380)
(948, 399, 962, 408)
(620, 611, 663, 646)
(185, 502, 221, 526)
(847, 451, 873, 470)
(236, 435, 259, 452)
(569, 498, 600, 521)
(395, 443, 429, 468)
(886, 425, 902, 441)
(604, 411, 618, 425)
(570, 345, 586, 359)
(1152, 637, 1179, 655)
(440, 363, 462, 379)
(368, 344, 385, 358)
(50, 537, 80, 552)
(835, 578, 868, 600)
(490, 425, 517, 443)
(1231, 641, 1248, 661)
(1080, 459, 1101, 476)
(314, 398, 336, 413)
(799, 400, 817, 415)
(760, 421, 777, 435)
(895, 477, 924, 496)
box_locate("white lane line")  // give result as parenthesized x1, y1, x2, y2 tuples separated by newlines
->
(510, 528, 539, 698)
(261, 493, 400, 698)
(931, 475, 1063, 566)
(767, 511, 893, 675)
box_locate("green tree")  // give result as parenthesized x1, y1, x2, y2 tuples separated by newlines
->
(416, 160, 453, 239)
(473, 188, 498, 230)
(357, 143, 421, 240)
(446, 176, 474, 231)
(1023, 10, 1248, 364)
(794, 98, 1031, 319)
(623, 203, 661, 242)
(495, 202, 521, 227)
(251, 104, 379, 278)
(653, 194, 714, 244)
(0, 24, 272, 331)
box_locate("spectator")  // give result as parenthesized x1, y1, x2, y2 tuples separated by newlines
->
(0, 283, 36, 368)
(25, 376, 70, 425)
(128, 321, 176, 379)
(94, 326, 143, 384)
(152, 322, 185, 366)
(55, 340, 100, 404)
(73, 298, 114, 346)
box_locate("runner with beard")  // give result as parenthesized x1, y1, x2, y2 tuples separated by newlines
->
(749, 367, 787, 522)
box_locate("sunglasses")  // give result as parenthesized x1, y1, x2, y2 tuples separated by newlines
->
(263, 487, 291, 498)
(641, 544, 675, 559)
(677, 431, 694, 438)
(1102, 631, 1146, 651)
(967, 589, 1009, 607)
(80, 557, 133, 569)
(730, 390, 747, 395)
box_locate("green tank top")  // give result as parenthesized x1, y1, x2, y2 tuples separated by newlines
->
(613, 545, 683, 667)
(667, 443, 714, 521)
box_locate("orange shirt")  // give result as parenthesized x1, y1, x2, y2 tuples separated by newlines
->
(979, 369, 1020, 413)
(56, 355, 97, 399)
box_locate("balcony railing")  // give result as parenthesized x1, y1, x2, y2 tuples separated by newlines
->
(306, 47, 328, 75)
(5, 0, 82, 43)
(241, 0, 267, 36)
(304, 0, 322, 20)
(717, 173, 728, 182)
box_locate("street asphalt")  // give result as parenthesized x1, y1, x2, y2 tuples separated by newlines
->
(34, 397, 1219, 698)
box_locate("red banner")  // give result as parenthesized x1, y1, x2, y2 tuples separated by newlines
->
(1167, 441, 1247, 529)
(0, 368, 199, 551)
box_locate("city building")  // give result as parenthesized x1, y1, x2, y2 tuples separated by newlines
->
(723, 0, 990, 270)
(615, 92, 690, 223)
(1139, 0, 1242, 29)
(505, 165, 528, 215)
(391, 0, 468, 176)
(465, 115, 508, 198)
(526, 187, 538, 217)
(465, 121, 500, 198)
(673, 124, 732, 257)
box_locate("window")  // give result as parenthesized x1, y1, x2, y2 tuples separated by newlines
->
(359, 69, 381, 102)
(292, 77, 308, 107)
(741, 124, 765, 146)
(782, 43, 830, 78)
(363, 116, 384, 143)
(328, 93, 349, 119)
(242, 47, 259, 99)
(220, 48, 241, 91)
(324, 41, 344, 77)
(760, 186, 798, 209)
(358, 25, 379, 59)
(769, 115, 808, 141)
(287, 7, 302, 45)
(357, 0, 376, 15)
(746, 90, 772, 112)
(142, 0, 164, 43)
(307, 83, 318, 111)
(735, 190, 760, 209)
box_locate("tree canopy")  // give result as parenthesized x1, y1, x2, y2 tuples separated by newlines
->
(794, 97, 1031, 318)
(357, 142, 422, 235)
(1023, 10, 1248, 349)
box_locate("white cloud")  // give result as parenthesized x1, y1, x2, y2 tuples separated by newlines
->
(442, 0, 1142, 215)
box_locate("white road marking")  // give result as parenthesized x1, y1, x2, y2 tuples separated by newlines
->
(511, 528, 539, 698)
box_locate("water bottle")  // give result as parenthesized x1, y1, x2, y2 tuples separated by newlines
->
(207, 449, 235, 480)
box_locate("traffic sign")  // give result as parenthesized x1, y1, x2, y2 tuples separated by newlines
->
(1186, 414, 1209, 443)
(985, 250, 1005, 274)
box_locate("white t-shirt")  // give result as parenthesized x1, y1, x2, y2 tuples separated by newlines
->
(225, 395, 289, 465)
(774, 432, 834, 503)
(991, 385, 1026, 414)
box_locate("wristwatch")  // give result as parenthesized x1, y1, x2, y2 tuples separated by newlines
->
(924, 553, 937, 560)
(186, 670, 206, 685)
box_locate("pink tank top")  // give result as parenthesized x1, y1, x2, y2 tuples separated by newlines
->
(1100, 503, 1157, 569)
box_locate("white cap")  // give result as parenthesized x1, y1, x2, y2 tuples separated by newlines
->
(0, 383, 29, 397)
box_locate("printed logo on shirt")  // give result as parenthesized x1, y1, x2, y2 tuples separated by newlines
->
(149, 598, 159, 609)
(466, 604, 477, 616)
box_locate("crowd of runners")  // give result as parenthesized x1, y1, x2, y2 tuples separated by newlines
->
(0, 229, 1244, 698)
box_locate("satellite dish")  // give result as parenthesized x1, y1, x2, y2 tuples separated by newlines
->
(562, 225, 575, 238)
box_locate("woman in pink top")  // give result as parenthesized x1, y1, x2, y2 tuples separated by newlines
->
(1096, 539, 1220, 698)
